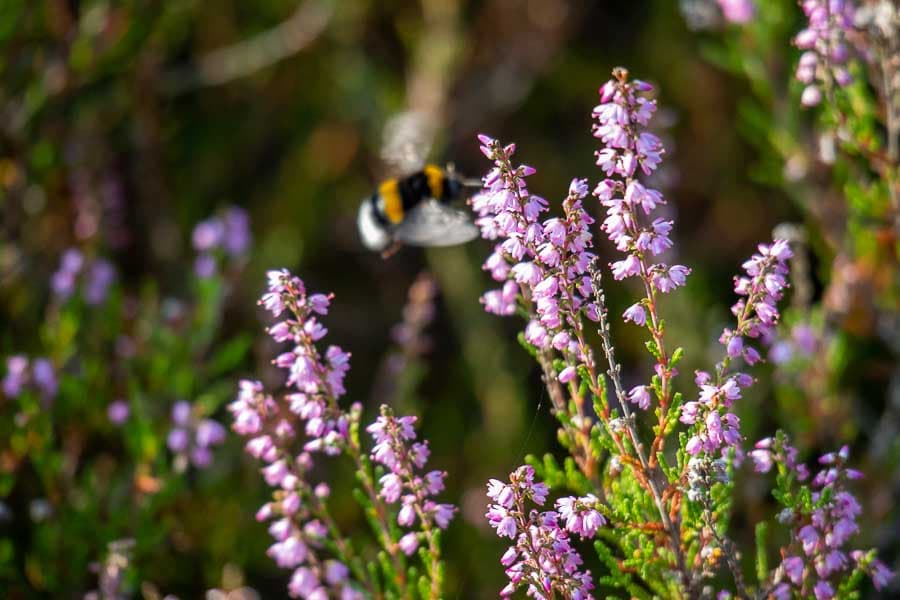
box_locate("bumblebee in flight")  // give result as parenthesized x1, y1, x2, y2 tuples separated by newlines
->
(357, 112, 479, 255)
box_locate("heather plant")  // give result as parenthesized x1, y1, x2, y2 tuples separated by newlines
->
(0, 208, 253, 595)
(686, 0, 898, 444)
(470, 68, 891, 598)
(229, 269, 456, 599)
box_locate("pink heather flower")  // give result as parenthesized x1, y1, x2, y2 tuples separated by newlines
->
(685, 436, 703, 455)
(167, 428, 190, 453)
(680, 401, 700, 425)
(488, 479, 515, 509)
(107, 400, 130, 425)
(489, 508, 517, 538)
(324, 560, 349, 586)
(870, 560, 893, 590)
(192, 218, 224, 251)
(726, 333, 743, 358)
(196, 419, 226, 447)
(558, 366, 577, 383)
(797, 525, 819, 556)
(482, 281, 519, 316)
(500, 546, 518, 567)
(717, 0, 754, 23)
(397, 501, 416, 527)
(626, 385, 651, 410)
(430, 503, 455, 529)
(556, 494, 605, 539)
(749, 447, 774, 473)
(268, 536, 308, 569)
(813, 580, 834, 600)
(50, 248, 85, 299)
(398, 532, 419, 556)
(622, 302, 646, 325)
(610, 255, 641, 280)
(378, 473, 402, 503)
(31, 358, 57, 398)
(269, 518, 292, 541)
(2, 355, 29, 398)
(288, 567, 317, 598)
(684, 240, 792, 466)
(784, 555, 805, 585)
(486, 467, 595, 598)
(256, 503, 273, 522)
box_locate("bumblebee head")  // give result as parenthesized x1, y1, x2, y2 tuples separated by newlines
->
(357, 197, 392, 251)
(444, 164, 481, 198)
(443, 173, 463, 201)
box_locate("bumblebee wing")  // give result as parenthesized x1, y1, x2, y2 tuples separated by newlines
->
(393, 199, 479, 247)
(381, 111, 433, 177)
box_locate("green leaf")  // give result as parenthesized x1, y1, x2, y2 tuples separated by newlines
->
(517, 332, 538, 358)
(206, 334, 252, 378)
(755, 521, 768, 583)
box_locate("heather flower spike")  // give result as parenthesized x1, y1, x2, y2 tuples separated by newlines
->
(231, 269, 455, 599)
(793, 0, 857, 107)
(485, 466, 595, 599)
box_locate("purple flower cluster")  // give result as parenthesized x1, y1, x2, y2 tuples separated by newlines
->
(367, 409, 455, 551)
(473, 137, 600, 377)
(166, 400, 226, 470)
(593, 69, 690, 415)
(255, 269, 351, 455)
(485, 466, 598, 599)
(769, 322, 819, 365)
(50, 248, 116, 305)
(231, 270, 455, 598)
(594, 71, 688, 317)
(680, 240, 792, 459)
(229, 272, 360, 598)
(680, 372, 747, 457)
(794, 0, 857, 107)
(237, 378, 356, 598)
(751, 440, 893, 597)
(2, 355, 57, 400)
(192, 207, 252, 278)
(749, 436, 811, 482)
(727, 240, 793, 352)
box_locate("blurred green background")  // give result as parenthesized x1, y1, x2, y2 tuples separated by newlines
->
(1, 0, 896, 597)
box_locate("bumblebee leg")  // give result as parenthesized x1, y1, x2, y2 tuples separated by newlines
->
(380, 240, 403, 259)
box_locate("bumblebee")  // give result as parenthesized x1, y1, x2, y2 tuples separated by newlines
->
(357, 112, 479, 255)
(357, 164, 478, 253)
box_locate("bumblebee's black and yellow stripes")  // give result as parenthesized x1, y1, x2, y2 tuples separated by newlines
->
(371, 164, 462, 226)
(358, 162, 477, 252)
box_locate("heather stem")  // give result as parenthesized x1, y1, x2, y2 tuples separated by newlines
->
(380, 409, 444, 599)
(610, 72, 677, 465)
(698, 492, 750, 599)
(590, 262, 690, 595)
(347, 433, 409, 594)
